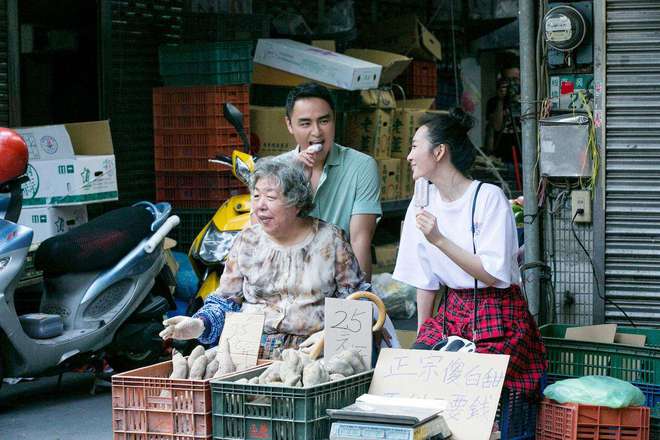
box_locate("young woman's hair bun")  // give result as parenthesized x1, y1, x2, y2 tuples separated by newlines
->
(448, 107, 474, 132)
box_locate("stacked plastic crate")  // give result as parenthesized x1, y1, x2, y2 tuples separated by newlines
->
(399, 60, 438, 99)
(154, 38, 253, 250)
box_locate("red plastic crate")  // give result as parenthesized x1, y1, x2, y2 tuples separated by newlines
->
(152, 85, 250, 131)
(155, 170, 244, 208)
(112, 359, 271, 440)
(155, 170, 242, 190)
(400, 60, 438, 98)
(536, 399, 650, 440)
(154, 128, 242, 171)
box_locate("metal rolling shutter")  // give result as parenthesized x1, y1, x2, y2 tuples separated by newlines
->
(0, 0, 8, 126)
(604, 0, 660, 326)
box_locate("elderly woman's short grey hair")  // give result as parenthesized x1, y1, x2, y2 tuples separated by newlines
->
(249, 157, 314, 215)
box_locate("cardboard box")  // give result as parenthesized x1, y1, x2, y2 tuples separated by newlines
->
(345, 109, 392, 158)
(254, 39, 381, 90)
(312, 40, 336, 52)
(400, 158, 413, 199)
(391, 99, 443, 158)
(377, 158, 401, 201)
(357, 89, 396, 109)
(250, 106, 293, 156)
(364, 15, 442, 61)
(374, 242, 399, 268)
(252, 63, 339, 89)
(18, 120, 118, 207)
(344, 49, 412, 85)
(17, 205, 88, 244)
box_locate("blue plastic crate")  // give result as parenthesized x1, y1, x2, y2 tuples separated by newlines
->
(498, 388, 539, 440)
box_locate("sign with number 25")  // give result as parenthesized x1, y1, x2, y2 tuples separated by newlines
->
(324, 297, 373, 368)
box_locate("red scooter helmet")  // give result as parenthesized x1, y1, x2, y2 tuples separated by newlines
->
(0, 128, 28, 186)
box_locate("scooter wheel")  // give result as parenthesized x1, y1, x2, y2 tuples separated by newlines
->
(107, 320, 165, 372)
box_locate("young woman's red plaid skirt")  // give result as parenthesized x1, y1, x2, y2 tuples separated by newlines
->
(416, 284, 547, 395)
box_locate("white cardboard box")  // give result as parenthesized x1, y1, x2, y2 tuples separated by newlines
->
(18, 205, 88, 244)
(253, 39, 382, 90)
(18, 121, 118, 207)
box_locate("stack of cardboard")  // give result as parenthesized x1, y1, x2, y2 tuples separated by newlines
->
(15, 121, 118, 244)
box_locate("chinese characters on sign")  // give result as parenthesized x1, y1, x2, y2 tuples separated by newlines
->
(219, 312, 264, 371)
(325, 298, 373, 368)
(369, 348, 509, 440)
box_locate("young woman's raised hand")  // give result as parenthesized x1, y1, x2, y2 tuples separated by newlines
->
(415, 210, 443, 245)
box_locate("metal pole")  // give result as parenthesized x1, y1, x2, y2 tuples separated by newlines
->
(519, 0, 541, 317)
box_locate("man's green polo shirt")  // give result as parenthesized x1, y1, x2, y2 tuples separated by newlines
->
(281, 143, 382, 238)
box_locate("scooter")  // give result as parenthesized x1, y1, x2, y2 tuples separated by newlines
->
(186, 103, 255, 314)
(0, 155, 180, 381)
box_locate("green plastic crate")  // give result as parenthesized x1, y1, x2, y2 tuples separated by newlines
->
(210, 366, 373, 440)
(159, 42, 253, 86)
(652, 415, 659, 439)
(540, 324, 660, 385)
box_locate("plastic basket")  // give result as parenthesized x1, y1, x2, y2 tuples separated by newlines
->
(540, 324, 660, 385)
(154, 128, 242, 171)
(112, 359, 271, 440)
(498, 388, 539, 440)
(535, 399, 650, 440)
(181, 13, 270, 43)
(153, 85, 250, 131)
(210, 366, 373, 440)
(400, 60, 438, 98)
(547, 374, 660, 419)
(652, 415, 659, 440)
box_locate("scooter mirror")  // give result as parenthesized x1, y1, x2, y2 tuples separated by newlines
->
(223, 103, 250, 153)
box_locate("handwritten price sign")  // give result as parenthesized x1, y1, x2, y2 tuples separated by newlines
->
(325, 297, 373, 368)
(369, 348, 510, 440)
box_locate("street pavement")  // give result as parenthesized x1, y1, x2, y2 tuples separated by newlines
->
(0, 373, 112, 439)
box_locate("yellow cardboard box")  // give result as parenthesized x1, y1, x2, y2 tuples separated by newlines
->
(374, 242, 399, 268)
(364, 15, 442, 61)
(400, 158, 413, 199)
(357, 89, 396, 109)
(391, 100, 446, 158)
(345, 109, 392, 158)
(250, 106, 293, 157)
(377, 158, 401, 201)
(344, 49, 412, 85)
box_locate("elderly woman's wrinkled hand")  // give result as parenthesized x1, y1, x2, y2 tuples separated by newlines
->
(159, 316, 205, 340)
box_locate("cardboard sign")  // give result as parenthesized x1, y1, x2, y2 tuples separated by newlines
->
(325, 298, 373, 368)
(565, 324, 617, 344)
(369, 348, 509, 440)
(219, 312, 264, 370)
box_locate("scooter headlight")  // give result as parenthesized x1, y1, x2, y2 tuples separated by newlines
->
(197, 223, 239, 265)
(235, 157, 252, 185)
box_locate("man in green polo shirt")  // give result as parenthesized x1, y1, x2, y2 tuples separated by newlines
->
(280, 83, 382, 280)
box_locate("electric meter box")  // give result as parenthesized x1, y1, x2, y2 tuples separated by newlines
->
(545, 1, 593, 68)
(539, 114, 592, 177)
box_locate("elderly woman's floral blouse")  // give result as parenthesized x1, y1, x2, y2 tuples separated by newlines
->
(215, 219, 369, 336)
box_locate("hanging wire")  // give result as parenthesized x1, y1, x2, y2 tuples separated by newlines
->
(449, 0, 460, 106)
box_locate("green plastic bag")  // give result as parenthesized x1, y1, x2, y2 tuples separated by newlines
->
(544, 376, 646, 408)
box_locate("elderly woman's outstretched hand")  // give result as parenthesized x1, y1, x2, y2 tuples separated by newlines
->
(159, 316, 205, 340)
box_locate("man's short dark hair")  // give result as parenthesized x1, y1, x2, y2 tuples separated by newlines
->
(285, 83, 335, 119)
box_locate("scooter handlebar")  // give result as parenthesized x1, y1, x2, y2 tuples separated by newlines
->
(145, 215, 180, 254)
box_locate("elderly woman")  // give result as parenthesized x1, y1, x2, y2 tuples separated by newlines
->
(160, 157, 369, 358)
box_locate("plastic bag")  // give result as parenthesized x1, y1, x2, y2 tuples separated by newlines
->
(371, 273, 416, 319)
(543, 376, 646, 408)
(318, 0, 355, 34)
(173, 251, 199, 300)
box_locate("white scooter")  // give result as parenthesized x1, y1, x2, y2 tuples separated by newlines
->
(0, 152, 179, 382)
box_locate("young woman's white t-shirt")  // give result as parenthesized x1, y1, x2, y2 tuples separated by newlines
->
(393, 180, 520, 290)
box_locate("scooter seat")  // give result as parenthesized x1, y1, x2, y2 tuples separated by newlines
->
(34, 206, 153, 276)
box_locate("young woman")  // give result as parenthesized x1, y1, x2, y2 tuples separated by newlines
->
(393, 109, 546, 395)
